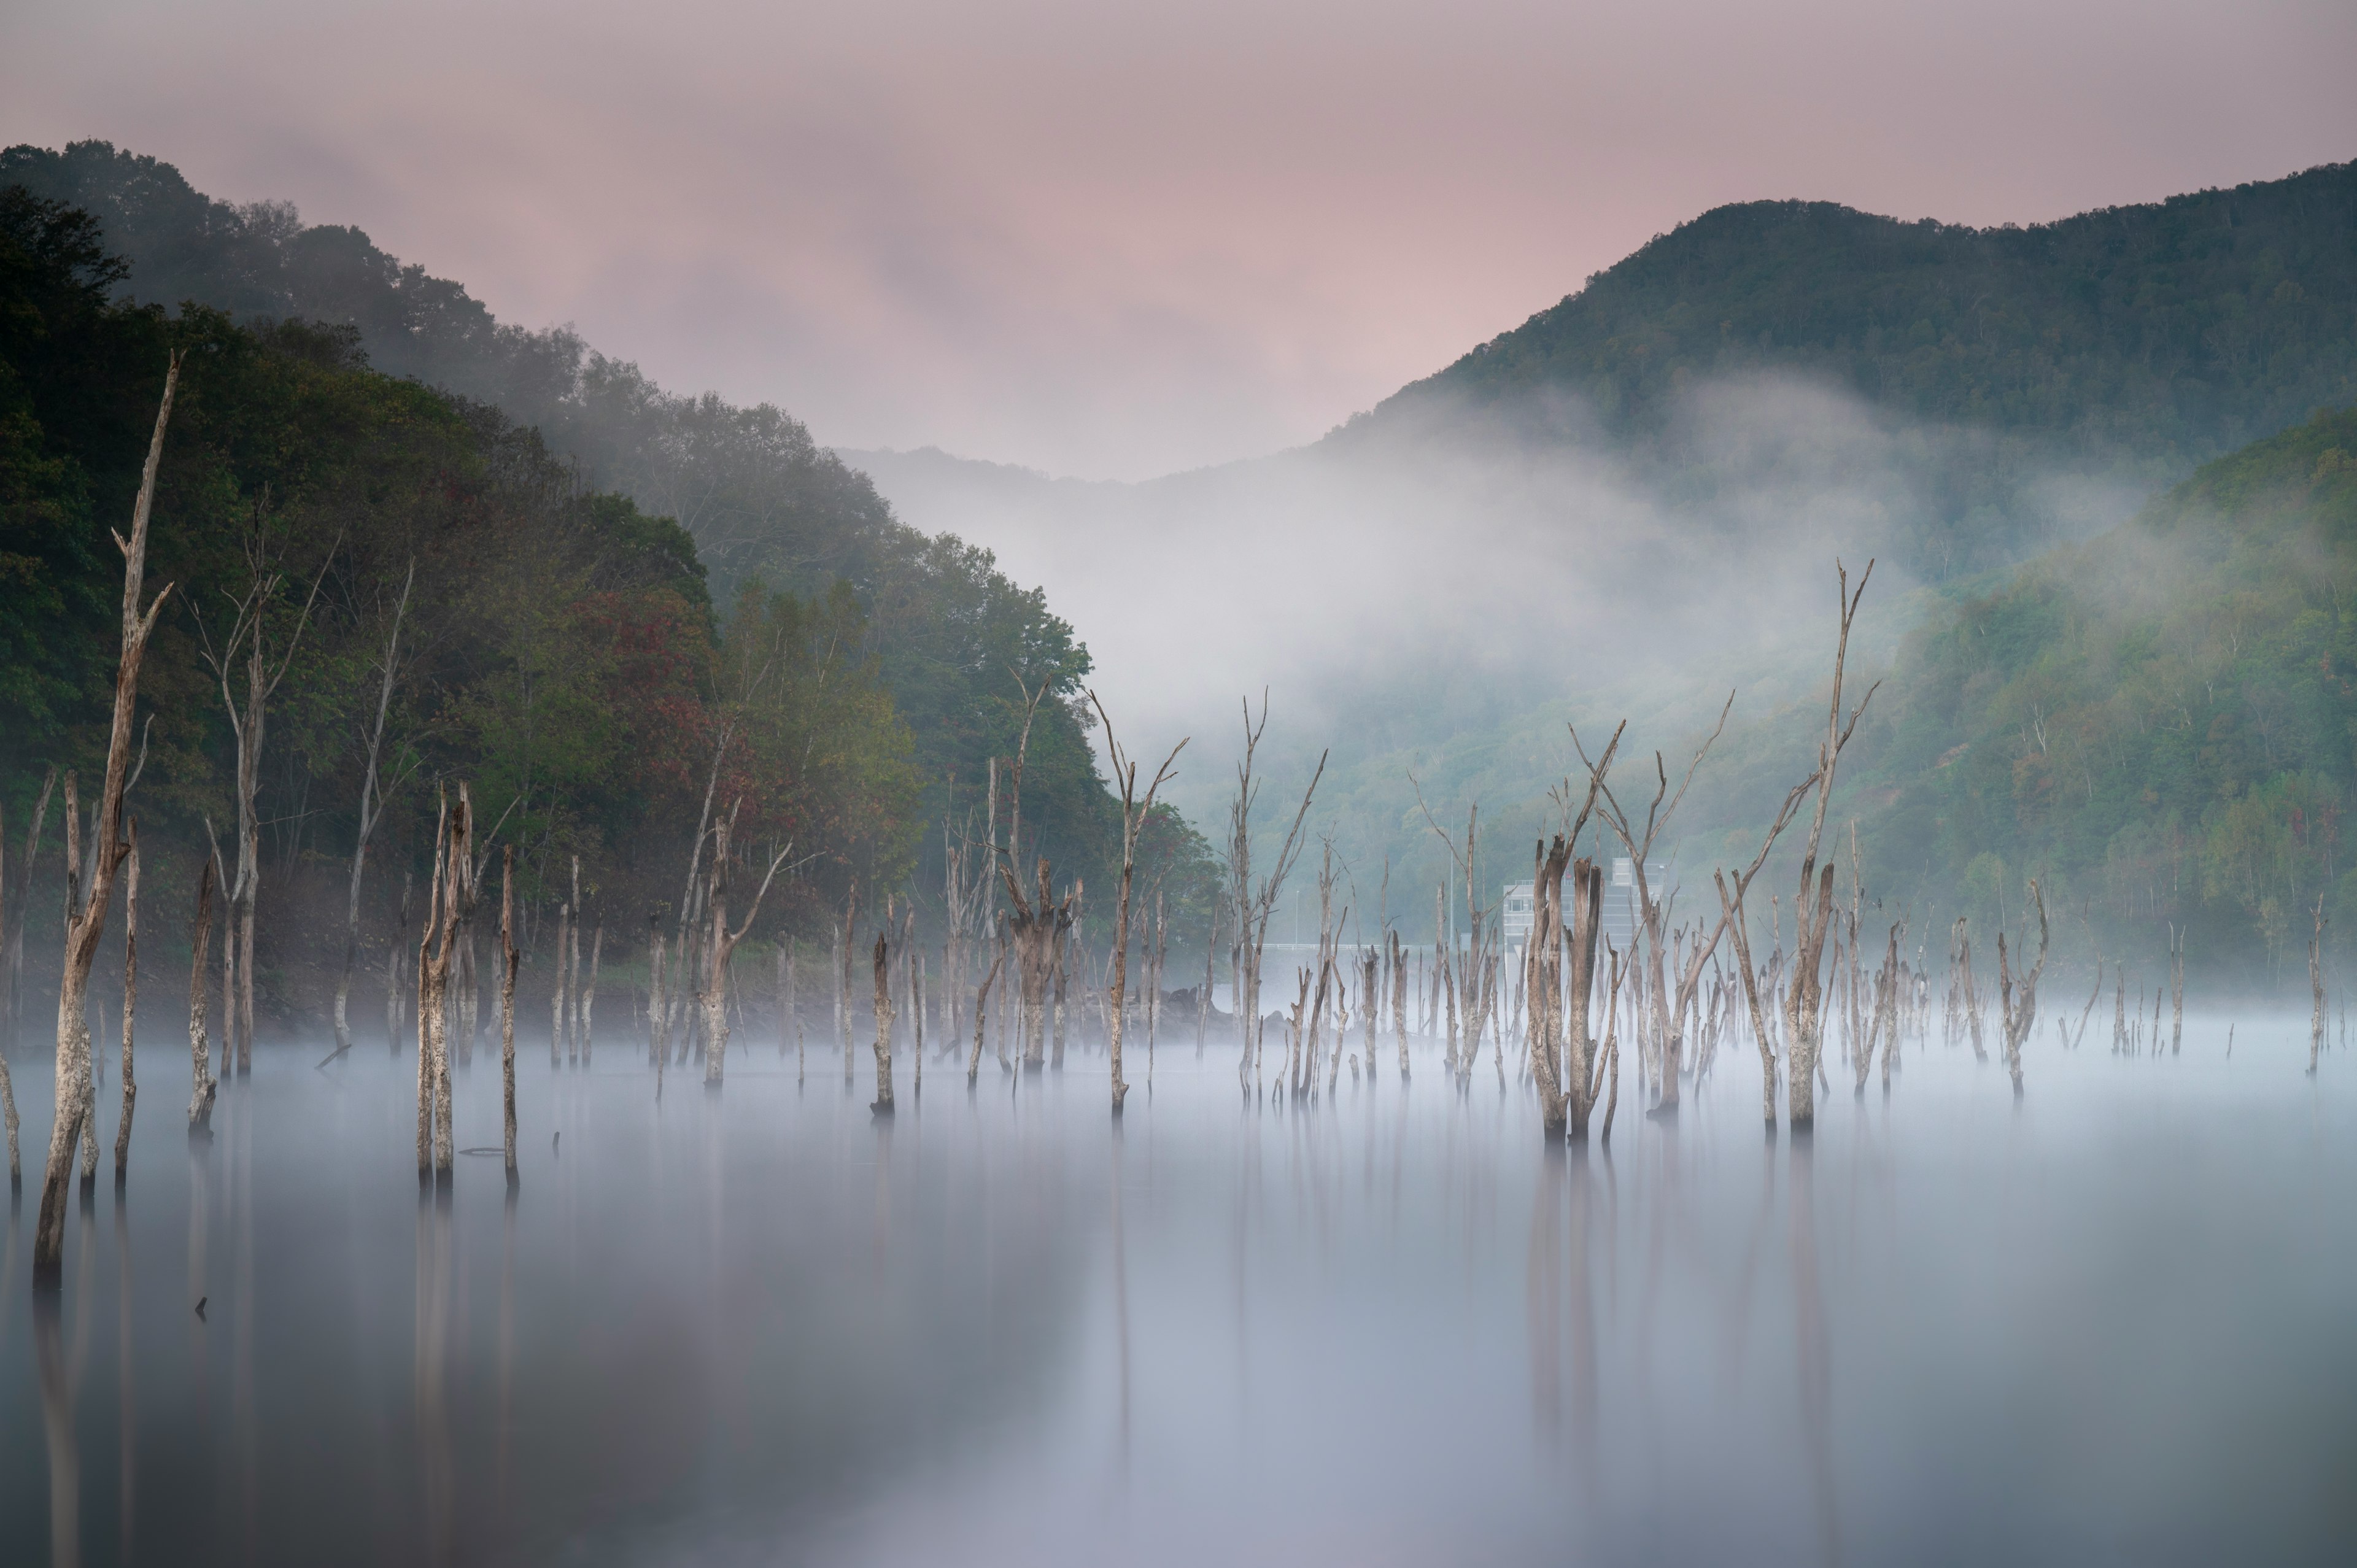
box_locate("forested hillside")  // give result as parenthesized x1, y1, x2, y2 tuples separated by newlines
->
(1838, 403, 2357, 980)
(0, 140, 1176, 923)
(0, 177, 1217, 1034)
(1342, 163, 2357, 577)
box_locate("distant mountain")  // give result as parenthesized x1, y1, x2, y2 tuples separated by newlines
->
(1338, 163, 2357, 577)
(0, 139, 1136, 904)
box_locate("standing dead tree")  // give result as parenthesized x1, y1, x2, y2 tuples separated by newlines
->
(1571, 697, 1733, 1116)
(1774, 562, 1879, 1131)
(2310, 891, 2328, 1075)
(1227, 696, 1325, 1090)
(500, 846, 520, 1181)
(186, 862, 215, 1130)
(191, 490, 336, 1077)
(2169, 924, 2185, 1057)
(35, 352, 179, 1283)
(699, 812, 794, 1087)
(1091, 692, 1185, 1115)
(1995, 879, 2049, 1095)
(1527, 731, 1620, 1138)
(416, 793, 468, 1177)
(870, 930, 896, 1113)
(1410, 786, 1490, 1079)
(112, 823, 140, 1181)
(333, 559, 418, 1058)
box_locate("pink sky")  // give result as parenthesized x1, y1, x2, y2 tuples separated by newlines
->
(6, 0, 2352, 479)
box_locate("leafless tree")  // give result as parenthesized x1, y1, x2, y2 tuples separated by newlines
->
(333, 559, 418, 1057)
(699, 811, 795, 1086)
(112, 823, 141, 1181)
(1996, 879, 2048, 1095)
(1227, 696, 1325, 1089)
(1093, 691, 1185, 1114)
(192, 486, 336, 1075)
(35, 354, 179, 1282)
(500, 846, 520, 1181)
(186, 861, 215, 1129)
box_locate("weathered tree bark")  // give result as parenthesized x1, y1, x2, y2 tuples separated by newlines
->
(699, 813, 792, 1087)
(1781, 563, 1879, 1131)
(1227, 696, 1325, 1089)
(871, 932, 896, 1114)
(35, 353, 179, 1282)
(195, 501, 333, 1078)
(2169, 925, 2185, 1057)
(500, 846, 519, 1180)
(1093, 693, 1186, 1115)
(334, 560, 414, 1059)
(1995, 879, 2048, 1095)
(187, 862, 215, 1129)
(550, 901, 569, 1068)
(968, 948, 1004, 1084)
(416, 794, 466, 1176)
(581, 921, 601, 1065)
(113, 822, 140, 1180)
(2309, 894, 2328, 1075)
(646, 924, 667, 1065)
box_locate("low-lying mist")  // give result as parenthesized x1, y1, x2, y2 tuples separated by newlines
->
(848, 370, 2153, 854)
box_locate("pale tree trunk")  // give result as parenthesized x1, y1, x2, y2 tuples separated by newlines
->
(1995, 881, 2048, 1095)
(500, 848, 519, 1179)
(416, 795, 465, 1176)
(550, 902, 568, 1067)
(2170, 925, 2185, 1056)
(700, 814, 791, 1087)
(113, 824, 139, 1180)
(335, 560, 413, 1059)
(871, 932, 895, 1113)
(647, 925, 666, 1065)
(582, 922, 601, 1065)
(36, 353, 179, 1281)
(968, 948, 1003, 1084)
(1090, 692, 1185, 1115)
(1782, 563, 1878, 1131)
(2310, 891, 2328, 1075)
(187, 862, 215, 1129)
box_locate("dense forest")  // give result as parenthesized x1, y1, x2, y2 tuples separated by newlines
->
(1841, 404, 2357, 981)
(0, 166, 1218, 1037)
(1339, 162, 2357, 577)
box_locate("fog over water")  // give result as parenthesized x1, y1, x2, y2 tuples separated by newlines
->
(5, 1018, 2351, 1566)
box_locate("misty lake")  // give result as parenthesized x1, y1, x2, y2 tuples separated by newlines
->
(2, 1024, 2353, 1567)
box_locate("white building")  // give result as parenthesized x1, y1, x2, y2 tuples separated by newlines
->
(1500, 857, 1666, 956)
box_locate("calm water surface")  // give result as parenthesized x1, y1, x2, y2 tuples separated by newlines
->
(2, 1019, 2353, 1566)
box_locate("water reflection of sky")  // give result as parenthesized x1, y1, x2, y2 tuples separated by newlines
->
(3, 1016, 2352, 1566)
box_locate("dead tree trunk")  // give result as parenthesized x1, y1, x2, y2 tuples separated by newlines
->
(582, 922, 602, 1065)
(112, 823, 139, 1180)
(699, 813, 792, 1087)
(415, 794, 466, 1176)
(968, 948, 1004, 1084)
(1781, 562, 1879, 1131)
(1995, 879, 2048, 1095)
(549, 902, 568, 1068)
(871, 932, 896, 1114)
(2309, 894, 2328, 1075)
(500, 846, 519, 1180)
(1091, 704, 1186, 1114)
(2169, 925, 2185, 1056)
(35, 353, 179, 1283)
(335, 560, 414, 1058)
(186, 861, 215, 1130)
